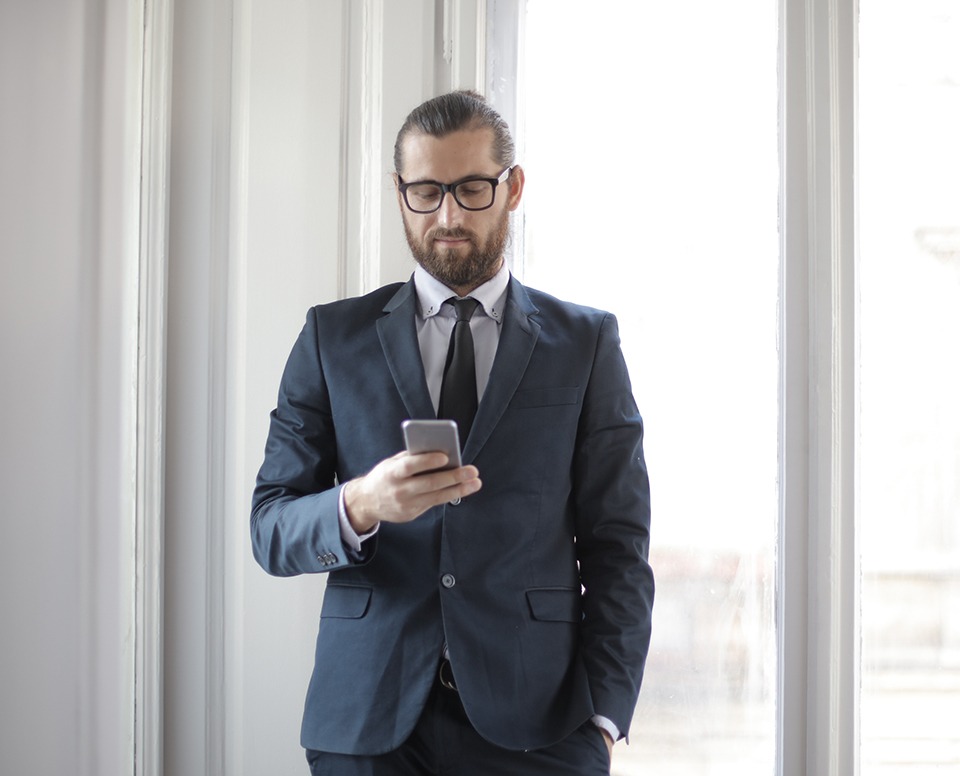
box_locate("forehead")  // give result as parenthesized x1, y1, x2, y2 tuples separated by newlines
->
(399, 127, 499, 181)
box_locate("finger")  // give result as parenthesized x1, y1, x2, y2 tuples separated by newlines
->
(395, 468, 481, 507)
(395, 451, 451, 477)
(402, 465, 480, 495)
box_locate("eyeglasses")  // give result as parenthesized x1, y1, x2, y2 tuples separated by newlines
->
(397, 166, 514, 214)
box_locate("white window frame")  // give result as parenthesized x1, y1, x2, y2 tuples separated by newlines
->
(779, 0, 858, 774)
(486, 0, 861, 773)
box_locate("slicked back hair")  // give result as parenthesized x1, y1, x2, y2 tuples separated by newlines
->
(393, 90, 515, 175)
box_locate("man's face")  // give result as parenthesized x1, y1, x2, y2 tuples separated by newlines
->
(396, 127, 524, 294)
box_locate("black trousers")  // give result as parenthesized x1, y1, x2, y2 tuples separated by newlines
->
(305, 676, 610, 776)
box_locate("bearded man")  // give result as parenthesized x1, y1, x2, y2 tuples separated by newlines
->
(251, 90, 654, 776)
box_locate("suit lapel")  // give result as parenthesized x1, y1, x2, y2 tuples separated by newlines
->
(376, 275, 542, 458)
(376, 279, 436, 420)
(463, 277, 540, 462)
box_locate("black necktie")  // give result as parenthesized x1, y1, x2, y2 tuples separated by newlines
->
(438, 297, 480, 446)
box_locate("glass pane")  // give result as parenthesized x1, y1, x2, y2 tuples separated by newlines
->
(519, 2, 778, 772)
(859, 2, 960, 773)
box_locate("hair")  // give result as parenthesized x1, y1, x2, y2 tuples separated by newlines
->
(393, 90, 515, 175)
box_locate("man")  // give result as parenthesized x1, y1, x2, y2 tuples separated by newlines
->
(251, 90, 654, 775)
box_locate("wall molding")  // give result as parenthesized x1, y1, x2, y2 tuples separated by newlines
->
(338, 0, 385, 299)
(359, 0, 384, 295)
(204, 1, 238, 774)
(223, 0, 251, 770)
(441, 0, 487, 93)
(483, 0, 523, 275)
(337, 1, 355, 300)
(135, 0, 174, 773)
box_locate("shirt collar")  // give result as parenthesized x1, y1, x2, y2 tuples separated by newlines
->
(414, 262, 510, 323)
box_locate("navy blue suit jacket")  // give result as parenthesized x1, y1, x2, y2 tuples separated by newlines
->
(251, 276, 654, 754)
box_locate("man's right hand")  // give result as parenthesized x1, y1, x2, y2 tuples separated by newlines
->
(342, 451, 482, 534)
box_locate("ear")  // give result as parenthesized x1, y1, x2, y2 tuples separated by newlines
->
(506, 165, 525, 212)
(392, 172, 404, 209)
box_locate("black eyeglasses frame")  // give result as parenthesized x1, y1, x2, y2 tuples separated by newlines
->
(396, 165, 515, 214)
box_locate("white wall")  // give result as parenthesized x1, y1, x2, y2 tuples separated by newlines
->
(0, 1, 140, 775)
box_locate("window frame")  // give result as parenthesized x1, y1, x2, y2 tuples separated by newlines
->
(779, 0, 858, 773)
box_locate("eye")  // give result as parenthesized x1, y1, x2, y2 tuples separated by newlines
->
(458, 182, 487, 197)
(408, 184, 442, 203)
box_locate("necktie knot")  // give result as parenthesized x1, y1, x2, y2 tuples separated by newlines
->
(449, 297, 480, 323)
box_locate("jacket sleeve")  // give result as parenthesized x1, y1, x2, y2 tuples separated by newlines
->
(573, 312, 654, 739)
(250, 307, 376, 576)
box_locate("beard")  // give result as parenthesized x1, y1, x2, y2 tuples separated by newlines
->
(403, 207, 510, 291)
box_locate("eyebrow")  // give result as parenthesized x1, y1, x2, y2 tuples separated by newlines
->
(399, 171, 500, 186)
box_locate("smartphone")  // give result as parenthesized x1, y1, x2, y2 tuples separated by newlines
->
(402, 419, 462, 470)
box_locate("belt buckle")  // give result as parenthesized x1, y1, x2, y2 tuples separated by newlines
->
(438, 658, 458, 692)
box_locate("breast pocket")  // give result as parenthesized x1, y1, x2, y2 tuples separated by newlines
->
(510, 387, 581, 410)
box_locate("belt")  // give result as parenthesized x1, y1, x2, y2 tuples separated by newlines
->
(438, 658, 458, 692)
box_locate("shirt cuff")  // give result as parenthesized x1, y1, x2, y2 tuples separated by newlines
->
(337, 486, 379, 553)
(592, 715, 620, 744)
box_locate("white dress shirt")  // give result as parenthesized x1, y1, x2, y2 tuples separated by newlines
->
(413, 262, 509, 413)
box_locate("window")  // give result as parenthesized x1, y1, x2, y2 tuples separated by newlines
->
(859, 2, 960, 771)
(500, 1, 780, 771)
(489, 1, 960, 772)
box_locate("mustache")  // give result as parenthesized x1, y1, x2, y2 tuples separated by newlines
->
(430, 228, 475, 241)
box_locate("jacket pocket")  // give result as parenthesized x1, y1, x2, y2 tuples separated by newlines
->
(510, 387, 580, 409)
(526, 587, 582, 623)
(320, 584, 372, 619)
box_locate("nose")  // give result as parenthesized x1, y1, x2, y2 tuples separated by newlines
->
(436, 190, 463, 228)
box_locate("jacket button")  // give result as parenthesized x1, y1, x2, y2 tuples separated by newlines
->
(441, 573, 456, 589)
